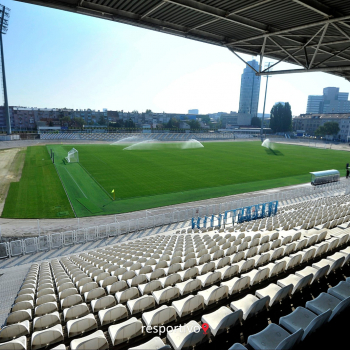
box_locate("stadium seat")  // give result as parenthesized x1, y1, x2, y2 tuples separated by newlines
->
(142, 305, 177, 327)
(0, 336, 27, 350)
(91, 295, 116, 313)
(201, 306, 242, 336)
(98, 304, 128, 326)
(197, 285, 228, 305)
(106, 280, 127, 294)
(221, 276, 250, 295)
(255, 283, 293, 308)
(63, 303, 89, 322)
(230, 294, 269, 321)
(295, 265, 329, 284)
(172, 295, 204, 317)
(128, 336, 171, 350)
(34, 302, 58, 316)
(167, 320, 206, 350)
(6, 309, 32, 325)
(277, 274, 313, 294)
(279, 307, 331, 341)
(31, 324, 64, 350)
(176, 279, 201, 295)
(328, 281, 350, 300)
(70, 330, 108, 350)
(127, 295, 155, 315)
(306, 293, 350, 321)
(247, 323, 303, 350)
(33, 312, 60, 331)
(66, 314, 97, 338)
(153, 286, 180, 305)
(0, 320, 30, 342)
(108, 317, 143, 346)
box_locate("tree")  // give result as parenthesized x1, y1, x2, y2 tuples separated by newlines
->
(98, 116, 106, 125)
(251, 116, 261, 127)
(269, 103, 293, 132)
(315, 122, 340, 138)
(124, 118, 135, 128)
(145, 109, 152, 114)
(166, 117, 180, 129)
(59, 116, 70, 126)
(73, 117, 84, 128)
(200, 115, 210, 124)
(188, 119, 201, 130)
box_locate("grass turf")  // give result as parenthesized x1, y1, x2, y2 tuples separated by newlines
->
(1, 146, 75, 218)
(2, 142, 349, 218)
(52, 141, 348, 217)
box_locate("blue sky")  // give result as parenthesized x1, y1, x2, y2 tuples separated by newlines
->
(3, 0, 350, 115)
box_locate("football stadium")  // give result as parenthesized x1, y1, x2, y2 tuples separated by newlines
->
(1, 1, 350, 350)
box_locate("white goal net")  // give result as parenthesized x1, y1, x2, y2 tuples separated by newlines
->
(65, 148, 79, 163)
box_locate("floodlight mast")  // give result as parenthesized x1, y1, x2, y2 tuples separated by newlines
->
(0, 4, 10, 135)
(260, 62, 272, 142)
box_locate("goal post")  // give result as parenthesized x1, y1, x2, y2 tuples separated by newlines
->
(65, 148, 79, 163)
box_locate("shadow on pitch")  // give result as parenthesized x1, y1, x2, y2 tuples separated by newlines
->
(264, 148, 284, 156)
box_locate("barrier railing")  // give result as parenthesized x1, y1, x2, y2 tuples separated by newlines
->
(0, 180, 348, 260)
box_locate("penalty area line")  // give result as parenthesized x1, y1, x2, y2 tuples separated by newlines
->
(64, 168, 87, 199)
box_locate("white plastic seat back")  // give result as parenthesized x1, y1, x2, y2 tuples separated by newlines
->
(66, 314, 97, 338)
(70, 330, 108, 350)
(0, 320, 30, 342)
(98, 304, 128, 326)
(108, 317, 143, 346)
(31, 324, 64, 350)
(33, 312, 60, 331)
(63, 303, 90, 322)
(0, 336, 27, 350)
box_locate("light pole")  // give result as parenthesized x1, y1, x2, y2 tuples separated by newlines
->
(0, 4, 10, 135)
(260, 62, 272, 142)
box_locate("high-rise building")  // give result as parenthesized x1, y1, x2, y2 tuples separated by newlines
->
(239, 59, 261, 118)
(188, 109, 199, 115)
(306, 87, 350, 114)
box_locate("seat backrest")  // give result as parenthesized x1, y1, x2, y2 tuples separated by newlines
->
(314, 265, 330, 281)
(330, 295, 350, 322)
(232, 276, 250, 294)
(271, 284, 293, 306)
(295, 274, 313, 292)
(303, 309, 332, 340)
(231, 252, 245, 263)
(64, 303, 89, 321)
(277, 328, 303, 350)
(245, 296, 269, 320)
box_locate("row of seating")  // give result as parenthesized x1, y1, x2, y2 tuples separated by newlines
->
(229, 278, 350, 350)
(2, 223, 350, 349)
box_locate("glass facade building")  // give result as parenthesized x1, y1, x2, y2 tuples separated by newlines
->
(238, 59, 261, 118)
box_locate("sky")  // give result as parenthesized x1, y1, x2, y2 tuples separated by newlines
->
(2, 0, 350, 116)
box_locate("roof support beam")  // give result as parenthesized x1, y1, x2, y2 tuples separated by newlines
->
(227, 49, 259, 73)
(141, 1, 166, 19)
(313, 45, 350, 68)
(227, 14, 350, 46)
(229, 0, 274, 15)
(259, 37, 267, 72)
(268, 37, 306, 68)
(332, 22, 350, 40)
(309, 23, 328, 68)
(165, 0, 267, 32)
(291, 0, 332, 17)
(257, 65, 350, 76)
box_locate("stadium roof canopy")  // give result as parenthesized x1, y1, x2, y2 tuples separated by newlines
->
(16, 0, 350, 81)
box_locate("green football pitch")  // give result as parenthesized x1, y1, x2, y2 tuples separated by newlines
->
(2, 141, 349, 218)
